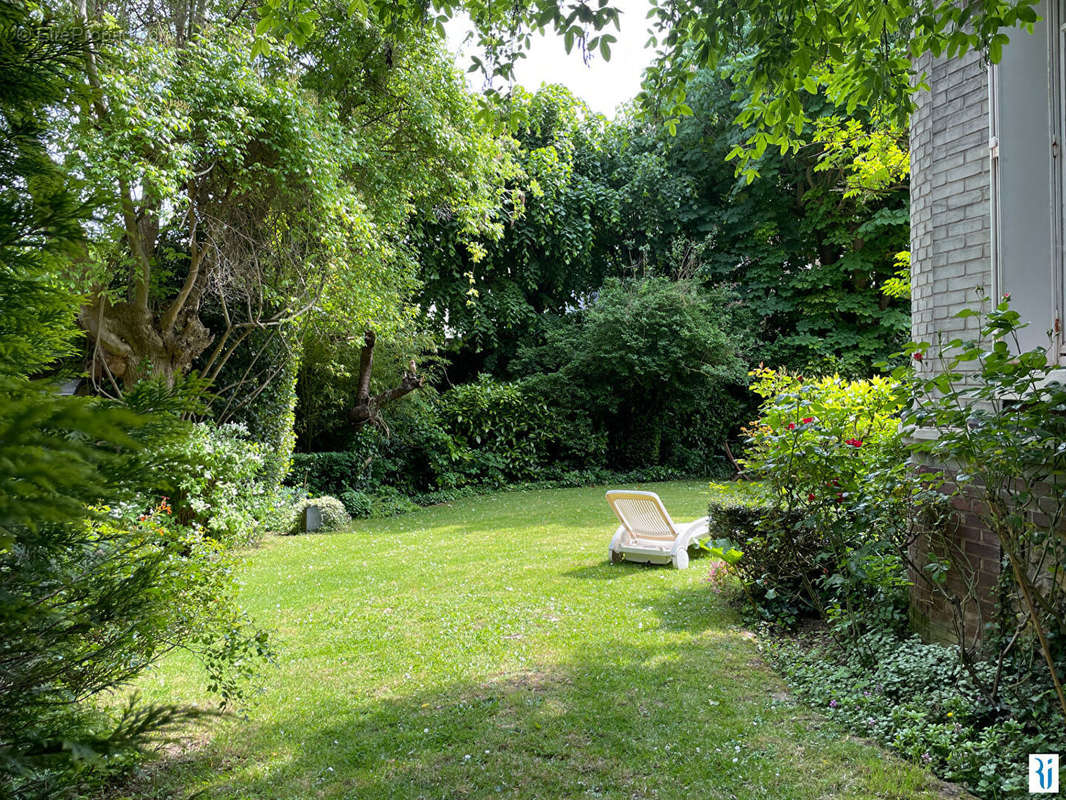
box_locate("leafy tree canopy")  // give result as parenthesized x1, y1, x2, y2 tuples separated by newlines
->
(639, 0, 1037, 177)
(414, 71, 910, 383)
(413, 85, 620, 377)
(51, 0, 512, 401)
(253, 0, 1037, 181)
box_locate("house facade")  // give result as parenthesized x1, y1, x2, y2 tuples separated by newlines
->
(908, 0, 1065, 639)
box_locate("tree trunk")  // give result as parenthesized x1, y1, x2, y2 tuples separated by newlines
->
(80, 296, 213, 390)
(348, 330, 424, 427)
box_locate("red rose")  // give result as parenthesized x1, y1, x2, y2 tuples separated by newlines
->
(912, 352, 923, 362)
(802, 417, 814, 424)
(807, 493, 816, 501)
(788, 422, 796, 430)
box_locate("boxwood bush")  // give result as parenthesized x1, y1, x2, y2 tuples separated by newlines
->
(707, 493, 809, 625)
(287, 496, 350, 534)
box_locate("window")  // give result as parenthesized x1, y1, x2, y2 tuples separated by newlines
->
(989, 0, 1066, 356)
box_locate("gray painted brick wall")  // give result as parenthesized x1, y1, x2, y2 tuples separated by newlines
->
(910, 50, 992, 350)
(908, 53, 1002, 644)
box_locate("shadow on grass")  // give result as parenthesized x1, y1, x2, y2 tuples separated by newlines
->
(561, 562, 648, 580)
(564, 550, 715, 583)
(141, 640, 763, 800)
(137, 633, 947, 800)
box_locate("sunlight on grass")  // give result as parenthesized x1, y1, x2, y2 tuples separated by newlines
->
(131, 482, 962, 799)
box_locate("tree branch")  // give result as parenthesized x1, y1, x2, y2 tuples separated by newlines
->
(348, 330, 424, 427)
(160, 185, 202, 335)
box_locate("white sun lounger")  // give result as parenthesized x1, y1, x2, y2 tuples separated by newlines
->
(606, 490, 709, 569)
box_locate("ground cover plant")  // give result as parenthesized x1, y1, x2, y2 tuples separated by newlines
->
(708, 328, 1066, 799)
(125, 482, 961, 800)
(765, 632, 1054, 799)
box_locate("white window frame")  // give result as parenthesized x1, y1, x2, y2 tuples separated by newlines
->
(988, 0, 1066, 361)
(1055, 0, 1066, 354)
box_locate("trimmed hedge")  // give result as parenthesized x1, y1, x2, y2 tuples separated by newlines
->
(707, 494, 811, 625)
(287, 496, 350, 534)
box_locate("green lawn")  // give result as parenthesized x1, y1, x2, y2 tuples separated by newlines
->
(128, 481, 963, 799)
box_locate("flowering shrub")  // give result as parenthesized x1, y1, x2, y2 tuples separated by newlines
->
(718, 303, 1066, 797)
(721, 368, 916, 635)
(157, 422, 289, 545)
(740, 366, 903, 508)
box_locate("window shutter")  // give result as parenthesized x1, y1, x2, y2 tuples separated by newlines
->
(992, 2, 1059, 354)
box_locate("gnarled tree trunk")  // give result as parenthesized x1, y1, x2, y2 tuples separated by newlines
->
(80, 295, 213, 389)
(348, 330, 424, 428)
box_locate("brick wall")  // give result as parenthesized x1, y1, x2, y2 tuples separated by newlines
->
(910, 49, 992, 348)
(908, 462, 1002, 644)
(909, 52, 1002, 643)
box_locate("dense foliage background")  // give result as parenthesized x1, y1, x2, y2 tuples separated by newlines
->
(294, 73, 909, 506)
(9, 0, 1050, 794)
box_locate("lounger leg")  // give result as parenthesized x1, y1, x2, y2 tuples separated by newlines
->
(671, 549, 689, 569)
(609, 525, 627, 565)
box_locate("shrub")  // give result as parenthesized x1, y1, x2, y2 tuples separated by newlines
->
(436, 376, 566, 484)
(288, 496, 350, 533)
(255, 484, 308, 533)
(290, 399, 467, 497)
(707, 494, 808, 625)
(289, 379, 607, 501)
(290, 450, 369, 498)
(1, 475, 272, 797)
(339, 489, 373, 518)
(725, 368, 917, 636)
(158, 421, 278, 547)
(899, 295, 1066, 723)
(369, 488, 420, 517)
(740, 366, 903, 506)
(521, 278, 752, 469)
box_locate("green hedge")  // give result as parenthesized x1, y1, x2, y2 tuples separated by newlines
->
(707, 495, 812, 625)
(288, 374, 733, 515)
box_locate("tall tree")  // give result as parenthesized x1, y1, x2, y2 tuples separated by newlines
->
(59, 1, 510, 400)
(249, 0, 1038, 181)
(413, 85, 620, 378)
(639, 0, 1038, 177)
(1, 5, 265, 793)
(614, 65, 911, 372)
